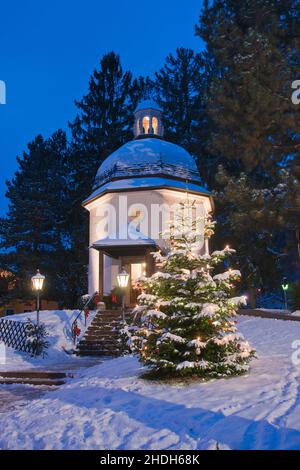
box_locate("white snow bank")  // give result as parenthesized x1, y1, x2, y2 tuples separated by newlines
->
(0, 309, 97, 372)
(1, 316, 300, 449)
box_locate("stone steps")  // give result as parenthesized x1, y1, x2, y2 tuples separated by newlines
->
(75, 350, 121, 357)
(78, 342, 121, 349)
(0, 370, 69, 386)
(0, 371, 66, 379)
(84, 329, 120, 334)
(75, 309, 127, 357)
(0, 378, 66, 386)
(83, 337, 119, 342)
(86, 325, 123, 331)
(80, 337, 122, 347)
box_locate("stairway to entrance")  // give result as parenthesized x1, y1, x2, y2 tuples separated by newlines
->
(76, 309, 127, 357)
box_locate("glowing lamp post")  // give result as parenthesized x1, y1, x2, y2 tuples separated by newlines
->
(117, 268, 129, 322)
(281, 280, 289, 312)
(31, 269, 45, 327)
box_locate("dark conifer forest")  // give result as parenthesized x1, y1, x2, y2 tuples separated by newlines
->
(1, 1, 299, 307)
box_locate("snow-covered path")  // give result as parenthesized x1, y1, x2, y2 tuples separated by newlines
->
(0, 385, 50, 414)
(1, 316, 300, 450)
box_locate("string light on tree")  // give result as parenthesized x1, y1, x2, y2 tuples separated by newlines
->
(125, 201, 255, 378)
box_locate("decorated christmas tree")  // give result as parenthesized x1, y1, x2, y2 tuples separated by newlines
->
(127, 202, 255, 378)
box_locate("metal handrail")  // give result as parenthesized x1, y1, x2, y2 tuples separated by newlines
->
(71, 292, 98, 344)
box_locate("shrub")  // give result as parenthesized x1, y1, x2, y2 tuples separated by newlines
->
(26, 320, 49, 357)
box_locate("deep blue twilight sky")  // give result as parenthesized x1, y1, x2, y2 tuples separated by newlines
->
(0, 0, 205, 215)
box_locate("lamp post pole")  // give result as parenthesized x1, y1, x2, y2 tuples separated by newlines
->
(122, 291, 126, 323)
(117, 267, 129, 324)
(36, 290, 40, 327)
(284, 289, 288, 311)
(31, 269, 45, 327)
(281, 279, 289, 312)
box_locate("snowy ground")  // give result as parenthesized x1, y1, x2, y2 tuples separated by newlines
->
(1, 315, 300, 449)
(0, 309, 99, 372)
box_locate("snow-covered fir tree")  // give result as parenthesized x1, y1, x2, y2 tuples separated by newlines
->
(127, 202, 255, 378)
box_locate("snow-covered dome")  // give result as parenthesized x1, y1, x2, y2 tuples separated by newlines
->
(135, 100, 162, 112)
(93, 138, 201, 190)
(84, 99, 210, 203)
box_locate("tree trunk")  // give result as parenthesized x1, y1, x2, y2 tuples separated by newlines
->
(249, 287, 257, 309)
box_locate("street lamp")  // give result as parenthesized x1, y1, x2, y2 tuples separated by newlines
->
(31, 269, 45, 327)
(117, 267, 129, 322)
(281, 279, 289, 312)
(281, 279, 289, 310)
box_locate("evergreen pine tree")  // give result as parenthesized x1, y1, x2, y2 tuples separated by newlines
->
(196, 0, 300, 299)
(69, 51, 147, 198)
(154, 48, 205, 154)
(127, 202, 254, 378)
(66, 52, 150, 297)
(0, 131, 70, 303)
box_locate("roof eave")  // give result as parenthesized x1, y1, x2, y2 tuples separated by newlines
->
(83, 183, 213, 209)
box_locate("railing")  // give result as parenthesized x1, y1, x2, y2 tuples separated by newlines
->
(0, 318, 37, 355)
(93, 162, 202, 189)
(71, 292, 99, 344)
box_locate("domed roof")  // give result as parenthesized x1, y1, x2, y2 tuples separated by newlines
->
(93, 138, 201, 190)
(135, 99, 162, 112)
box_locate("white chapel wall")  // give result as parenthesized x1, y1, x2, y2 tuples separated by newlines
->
(86, 188, 212, 295)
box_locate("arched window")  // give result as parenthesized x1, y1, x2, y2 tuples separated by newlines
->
(152, 116, 158, 134)
(142, 116, 150, 134)
(136, 118, 140, 136)
(133, 104, 164, 138)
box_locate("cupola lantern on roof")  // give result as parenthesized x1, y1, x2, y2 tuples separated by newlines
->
(134, 99, 164, 138)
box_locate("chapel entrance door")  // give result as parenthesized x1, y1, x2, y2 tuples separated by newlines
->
(122, 257, 146, 306)
(130, 262, 146, 305)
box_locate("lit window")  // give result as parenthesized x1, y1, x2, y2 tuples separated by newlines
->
(131, 263, 143, 286)
(136, 119, 140, 136)
(152, 116, 158, 134)
(142, 116, 150, 134)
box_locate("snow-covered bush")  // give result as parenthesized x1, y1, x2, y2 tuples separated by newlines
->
(26, 320, 49, 357)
